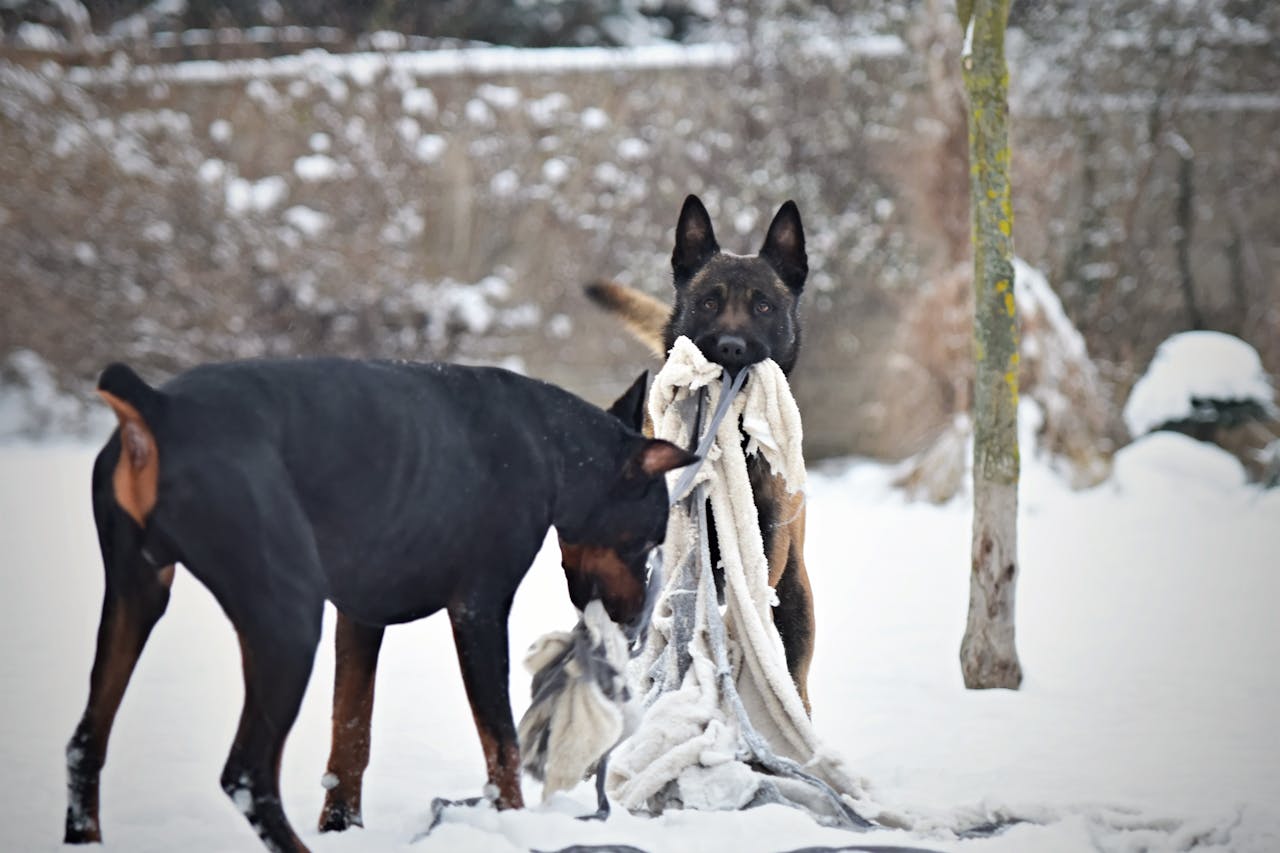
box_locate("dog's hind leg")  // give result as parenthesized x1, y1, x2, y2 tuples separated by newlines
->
(177, 458, 326, 852)
(449, 597, 524, 809)
(65, 443, 174, 845)
(219, 602, 322, 853)
(318, 612, 385, 832)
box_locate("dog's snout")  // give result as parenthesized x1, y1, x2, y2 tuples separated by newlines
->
(716, 335, 748, 363)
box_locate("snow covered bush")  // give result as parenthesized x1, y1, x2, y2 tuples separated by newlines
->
(1123, 331, 1278, 485)
(0, 349, 110, 442)
(1123, 331, 1275, 437)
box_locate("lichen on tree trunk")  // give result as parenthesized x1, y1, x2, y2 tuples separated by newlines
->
(958, 0, 1023, 689)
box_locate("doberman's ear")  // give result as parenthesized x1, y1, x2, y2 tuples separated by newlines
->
(672, 194, 719, 285)
(606, 370, 650, 432)
(632, 439, 699, 478)
(759, 200, 807, 293)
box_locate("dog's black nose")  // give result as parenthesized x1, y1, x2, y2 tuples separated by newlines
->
(716, 335, 748, 363)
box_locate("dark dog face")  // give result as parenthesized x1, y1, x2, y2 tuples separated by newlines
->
(557, 439, 691, 624)
(663, 195, 807, 376)
(558, 372, 695, 624)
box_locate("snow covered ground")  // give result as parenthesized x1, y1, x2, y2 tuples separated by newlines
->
(1, 428, 1278, 852)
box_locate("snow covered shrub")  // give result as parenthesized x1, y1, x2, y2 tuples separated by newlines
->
(889, 259, 1114, 502)
(0, 349, 109, 441)
(1123, 331, 1275, 437)
(1123, 331, 1279, 486)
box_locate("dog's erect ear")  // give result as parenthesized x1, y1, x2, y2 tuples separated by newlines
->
(631, 439, 699, 478)
(672, 194, 719, 284)
(759, 200, 808, 293)
(606, 370, 650, 432)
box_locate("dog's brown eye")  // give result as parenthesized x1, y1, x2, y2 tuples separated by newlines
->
(755, 299, 772, 314)
(702, 297, 718, 311)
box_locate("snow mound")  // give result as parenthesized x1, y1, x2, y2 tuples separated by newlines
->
(1112, 430, 1248, 496)
(1124, 331, 1275, 437)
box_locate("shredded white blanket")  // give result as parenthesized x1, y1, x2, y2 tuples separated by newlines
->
(605, 337, 871, 824)
(518, 600, 633, 800)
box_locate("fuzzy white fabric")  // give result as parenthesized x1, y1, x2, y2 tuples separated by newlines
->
(517, 600, 634, 801)
(606, 337, 870, 823)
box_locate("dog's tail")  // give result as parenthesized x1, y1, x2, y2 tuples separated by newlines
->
(583, 280, 670, 358)
(97, 362, 165, 526)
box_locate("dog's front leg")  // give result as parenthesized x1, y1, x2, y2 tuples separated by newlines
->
(448, 602, 523, 809)
(319, 612, 385, 832)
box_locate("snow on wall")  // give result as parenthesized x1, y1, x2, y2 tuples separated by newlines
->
(1123, 331, 1276, 437)
(66, 43, 741, 89)
(60, 35, 908, 90)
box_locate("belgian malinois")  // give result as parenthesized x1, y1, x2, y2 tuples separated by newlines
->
(586, 194, 817, 710)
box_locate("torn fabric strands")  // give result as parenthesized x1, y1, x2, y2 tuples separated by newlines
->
(606, 336, 873, 827)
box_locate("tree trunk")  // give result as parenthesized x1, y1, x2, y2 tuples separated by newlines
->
(958, 0, 1023, 690)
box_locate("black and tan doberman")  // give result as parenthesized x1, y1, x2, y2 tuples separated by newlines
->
(64, 358, 694, 852)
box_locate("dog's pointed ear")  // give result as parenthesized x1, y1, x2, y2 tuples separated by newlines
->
(759, 200, 807, 293)
(672, 194, 719, 285)
(606, 370, 650, 432)
(631, 439, 699, 478)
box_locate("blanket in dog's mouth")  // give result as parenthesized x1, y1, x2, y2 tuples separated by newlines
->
(605, 336, 871, 827)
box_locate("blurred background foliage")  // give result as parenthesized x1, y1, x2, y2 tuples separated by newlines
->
(1, 0, 1276, 472)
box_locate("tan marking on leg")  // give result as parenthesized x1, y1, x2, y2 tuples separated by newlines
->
(98, 391, 159, 526)
(66, 568, 173, 843)
(471, 713, 524, 809)
(760, 474, 816, 713)
(784, 502, 815, 713)
(320, 613, 382, 831)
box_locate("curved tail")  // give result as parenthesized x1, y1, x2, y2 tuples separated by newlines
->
(583, 280, 670, 358)
(97, 363, 164, 526)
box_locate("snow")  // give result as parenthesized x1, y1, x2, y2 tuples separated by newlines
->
(617, 138, 650, 161)
(294, 153, 340, 182)
(282, 205, 331, 238)
(0, 351, 102, 441)
(490, 169, 520, 197)
(66, 44, 741, 89)
(208, 118, 232, 142)
(197, 158, 225, 184)
(580, 107, 609, 130)
(225, 175, 288, 214)
(142, 220, 175, 244)
(1015, 256, 1088, 364)
(401, 87, 438, 119)
(414, 134, 446, 164)
(395, 116, 421, 144)
(2, 420, 1278, 851)
(465, 98, 496, 127)
(526, 92, 571, 127)
(1123, 331, 1275, 437)
(14, 22, 65, 51)
(477, 84, 522, 110)
(541, 158, 570, 184)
